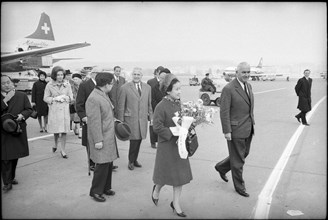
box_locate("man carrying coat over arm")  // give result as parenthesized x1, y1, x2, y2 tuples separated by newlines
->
(214, 62, 255, 197)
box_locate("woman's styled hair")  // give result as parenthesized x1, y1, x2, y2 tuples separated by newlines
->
(50, 66, 65, 81)
(37, 70, 47, 79)
(160, 73, 179, 94)
(95, 72, 114, 87)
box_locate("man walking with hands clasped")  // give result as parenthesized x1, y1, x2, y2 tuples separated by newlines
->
(214, 62, 255, 197)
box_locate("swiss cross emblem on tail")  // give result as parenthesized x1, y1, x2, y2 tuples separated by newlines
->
(25, 12, 55, 41)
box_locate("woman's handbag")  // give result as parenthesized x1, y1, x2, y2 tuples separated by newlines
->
(30, 105, 38, 119)
(185, 128, 198, 157)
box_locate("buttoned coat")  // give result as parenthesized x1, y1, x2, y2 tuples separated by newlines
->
(1, 91, 33, 160)
(117, 81, 153, 140)
(31, 79, 49, 116)
(86, 88, 119, 164)
(220, 78, 255, 138)
(43, 80, 73, 133)
(295, 76, 312, 112)
(108, 76, 126, 118)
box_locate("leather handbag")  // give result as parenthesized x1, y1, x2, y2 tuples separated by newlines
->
(185, 128, 198, 157)
(30, 106, 38, 119)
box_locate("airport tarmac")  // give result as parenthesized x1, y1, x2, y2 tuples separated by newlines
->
(1, 78, 327, 219)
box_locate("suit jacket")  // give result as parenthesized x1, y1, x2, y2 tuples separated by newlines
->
(220, 78, 255, 138)
(108, 76, 126, 118)
(86, 88, 119, 163)
(147, 77, 164, 111)
(1, 91, 33, 160)
(295, 76, 312, 112)
(76, 78, 95, 120)
(117, 81, 153, 140)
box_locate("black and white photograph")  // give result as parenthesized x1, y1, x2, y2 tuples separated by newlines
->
(1, 2, 326, 219)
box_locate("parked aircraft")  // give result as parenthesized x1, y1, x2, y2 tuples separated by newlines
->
(222, 58, 288, 81)
(1, 12, 90, 92)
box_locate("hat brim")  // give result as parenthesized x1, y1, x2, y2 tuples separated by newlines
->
(115, 121, 131, 141)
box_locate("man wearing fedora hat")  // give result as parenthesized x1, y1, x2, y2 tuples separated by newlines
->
(86, 72, 119, 202)
(1, 75, 33, 192)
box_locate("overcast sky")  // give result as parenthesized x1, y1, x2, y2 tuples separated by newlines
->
(1, 2, 327, 68)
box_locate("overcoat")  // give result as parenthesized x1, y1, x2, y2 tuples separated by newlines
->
(295, 76, 312, 112)
(152, 97, 192, 186)
(108, 76, 126, 118)
(147, 77, 164, 111)
(220, 78, 255, 138)
(86, 88, 119, 164)
(31, 79, 49, 116)
(75, 79, 95, 146)
(117, 81, 153, 140)
(1, 91, 33, 160)
(43, 80, 73, 133)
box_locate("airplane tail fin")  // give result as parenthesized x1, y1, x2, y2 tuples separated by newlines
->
(256, 57, 263, 68)
(26, 12, 55, 41)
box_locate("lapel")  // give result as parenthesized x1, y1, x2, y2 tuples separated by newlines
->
(129, 82, 140, 98)
(233, 79, 250, 105)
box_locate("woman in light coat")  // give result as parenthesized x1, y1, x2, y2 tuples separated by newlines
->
(86, 72, 119, 202)
(44, 66, 73, 158)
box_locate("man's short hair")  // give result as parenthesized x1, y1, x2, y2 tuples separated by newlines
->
(95, 72, 114, 87)
(160, 68, 171, 74)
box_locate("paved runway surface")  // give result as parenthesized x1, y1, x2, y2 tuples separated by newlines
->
(2, 78, 326, 219)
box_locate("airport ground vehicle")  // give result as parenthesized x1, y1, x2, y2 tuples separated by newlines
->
(199, 78, 228, 106)
(189, 76, 200, 86)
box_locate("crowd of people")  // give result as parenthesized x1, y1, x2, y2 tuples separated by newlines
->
(1, 63, 313, 217)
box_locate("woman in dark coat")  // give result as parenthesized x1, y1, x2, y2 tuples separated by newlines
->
(151, 74, 192, 217)
(295, 69, 312, 125)
(31, 70, 49, 132)
(1, 75, 33, 192)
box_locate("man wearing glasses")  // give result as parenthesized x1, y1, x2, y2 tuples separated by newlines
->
(214, 62, 255, 197)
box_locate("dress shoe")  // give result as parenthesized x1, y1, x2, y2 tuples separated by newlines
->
(134, 161, 142, 168)
(2, 184, 12, 192)
(90, 193, 106, 202)
(151, 143, 157, 149)
(52, 147, 57, 153)
(60, 151, 68, 159)
(303, 123, 310, 126)
(214, 166, 228, 182)
(112, 165, 118, 170)
(236, 189, 249, 197)
(170, 201, 187, 217)
(11, 179, 18, 185)
(295, 115, 301, 123)
(128, 163, 134, 170)
(104, 189, 115, 196)
(151, 185, 159, 206)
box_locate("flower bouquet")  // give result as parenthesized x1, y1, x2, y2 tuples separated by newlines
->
(171, 99, 217, 159)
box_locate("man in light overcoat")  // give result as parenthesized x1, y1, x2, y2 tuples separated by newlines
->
(86, 72, 118, 202)
(117, 67, 153, 170)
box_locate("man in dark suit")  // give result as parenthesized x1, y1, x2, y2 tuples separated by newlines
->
(214, 62, 255, 197)
(76, 69, 99, 173)
(295, 69, 312, 126)
(146, 66, 165, 149)
(1, 75, 33, 192)
(108, 66, 126, 119)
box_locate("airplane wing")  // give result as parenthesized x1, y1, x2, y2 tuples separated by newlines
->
(1, 42, 90, 65)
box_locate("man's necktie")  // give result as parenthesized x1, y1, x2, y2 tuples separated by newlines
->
(116, 79, 119, 84)
(137, 83, 141, 96)
(243, 83, 249, 99)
